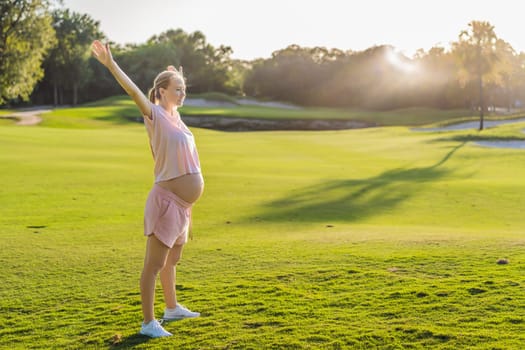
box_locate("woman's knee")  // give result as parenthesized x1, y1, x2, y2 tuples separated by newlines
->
(166, 253, 181, 266)
(144, 256, 167, 274)
(167, 245, 184, 266)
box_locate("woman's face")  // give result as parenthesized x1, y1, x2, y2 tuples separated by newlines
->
(161, 77, 186, 107)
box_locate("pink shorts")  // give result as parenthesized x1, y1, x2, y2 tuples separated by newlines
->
(144, 184, 192, 248)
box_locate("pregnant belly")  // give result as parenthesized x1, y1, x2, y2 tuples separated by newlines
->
(157, 173, 204, 204)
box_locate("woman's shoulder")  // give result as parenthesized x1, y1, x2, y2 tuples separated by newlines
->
(150, 103, 162, 114)
(150, 103, 170, 120)
(144, 103, 164, 128)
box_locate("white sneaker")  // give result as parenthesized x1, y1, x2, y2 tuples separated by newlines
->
(163, 304, 200, 320)
(139, 319, 172, 338)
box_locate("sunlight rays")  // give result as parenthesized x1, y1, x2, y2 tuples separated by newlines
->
(385, 48, 419, 74)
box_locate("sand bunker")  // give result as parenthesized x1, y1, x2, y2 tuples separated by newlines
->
(0, 107, 51, 125)
(474, 140, 525, 149)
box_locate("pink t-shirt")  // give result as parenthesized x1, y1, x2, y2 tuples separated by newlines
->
(144, 104, 201, 182)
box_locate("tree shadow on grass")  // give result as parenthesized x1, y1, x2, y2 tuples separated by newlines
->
(250, 141, 467, 224)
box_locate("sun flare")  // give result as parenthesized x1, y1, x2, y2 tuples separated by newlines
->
(385, 49, 418, 73)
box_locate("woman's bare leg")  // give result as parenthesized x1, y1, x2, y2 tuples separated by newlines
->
(160, 244, 184, 309)
(140, 235, 170, 323)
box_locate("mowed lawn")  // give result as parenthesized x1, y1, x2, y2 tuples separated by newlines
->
(1, 114, 525, 349)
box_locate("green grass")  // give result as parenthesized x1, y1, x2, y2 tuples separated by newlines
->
(0, 109, 14, 115)
(41, 98, 143, 128)
(1, 107, 525, 349)
(39, 95, 492, 129)
(0, 109, 15, 125)
(0, 118, 15, 126)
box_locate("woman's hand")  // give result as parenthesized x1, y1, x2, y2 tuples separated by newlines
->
(91, 40, 114, 68)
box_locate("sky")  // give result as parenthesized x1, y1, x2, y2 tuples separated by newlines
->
(62, 0, 524, 60)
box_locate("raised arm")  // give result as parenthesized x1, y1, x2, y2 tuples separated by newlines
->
(91, 40, 152, 118)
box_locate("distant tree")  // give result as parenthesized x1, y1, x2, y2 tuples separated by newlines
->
(72, 40, 124, 103)
(243, 23, 525, 112)
(0, 0, 56, 105)
(510, 52, 525, 109)
(341, 45, 399, 109)
(110, 42, 178, 96)
(40, 28, 239, 104)
(225, 59, 250, 96)
(39, 9, 103, 105)
(244, 45, 330, 105)
(414, 47, 463, 108)
(147, 29, 237, 93)
(452, 21, 499, 130)
(491, 39, 520, 112)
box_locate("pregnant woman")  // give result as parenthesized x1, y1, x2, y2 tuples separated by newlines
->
(92, 40, 204, 338)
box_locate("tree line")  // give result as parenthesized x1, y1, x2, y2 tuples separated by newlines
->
(2, 1, 525, 124)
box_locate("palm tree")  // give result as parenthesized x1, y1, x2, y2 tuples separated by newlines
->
(452, 21, 499, 130)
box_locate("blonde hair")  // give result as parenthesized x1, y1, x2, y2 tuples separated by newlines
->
(148, 67, 184, 103)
